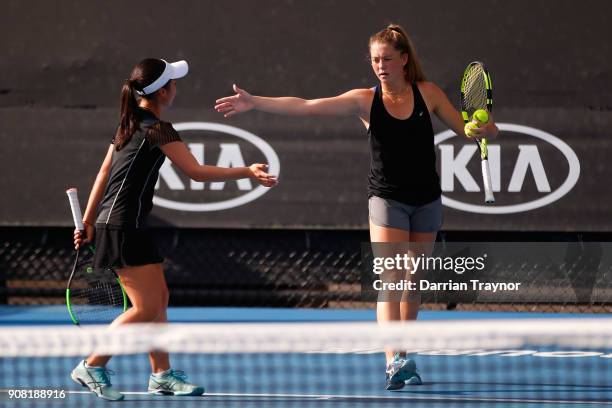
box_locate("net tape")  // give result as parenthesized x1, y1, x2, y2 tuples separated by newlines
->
(2, 319, 612, 358)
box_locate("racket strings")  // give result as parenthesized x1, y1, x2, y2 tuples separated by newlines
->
(462, 66, 488, 116)
(70, 260, 126, 323)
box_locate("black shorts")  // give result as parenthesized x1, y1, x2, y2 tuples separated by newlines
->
(93, 224, 163, 269)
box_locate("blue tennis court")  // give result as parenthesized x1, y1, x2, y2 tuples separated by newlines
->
(2, 306, 611, 408)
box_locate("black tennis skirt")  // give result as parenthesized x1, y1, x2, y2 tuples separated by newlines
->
(93, 224, 163, 269)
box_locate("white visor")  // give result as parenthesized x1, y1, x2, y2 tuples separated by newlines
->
(137, 59, 188, 95)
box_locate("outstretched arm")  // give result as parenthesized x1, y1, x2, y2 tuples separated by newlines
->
(161, 141, 277, 186)
(215, 84, 370, 118)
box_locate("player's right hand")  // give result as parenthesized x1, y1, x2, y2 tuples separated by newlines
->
(248, 163, 278, 187)
(464, 122, 482, 138)
(215, 84, 254, 117)
(73, 223, 94, 250)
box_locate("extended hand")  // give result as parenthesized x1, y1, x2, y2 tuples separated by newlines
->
(215, 84, 254, 117)
(248, 163, 278, 187)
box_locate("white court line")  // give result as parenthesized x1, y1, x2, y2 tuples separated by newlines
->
(4, 390, 606, 405)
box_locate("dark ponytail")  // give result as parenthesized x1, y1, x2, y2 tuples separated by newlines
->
(115, 58, 167, 151)
(116, 80, 141, 150)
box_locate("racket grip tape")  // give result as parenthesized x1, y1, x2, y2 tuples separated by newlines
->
(66, 188, 85, 231)
(481, 160, 495, 204)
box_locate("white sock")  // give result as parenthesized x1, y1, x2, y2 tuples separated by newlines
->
(152, 369, 172, 378)
(84, 360, 103, 369)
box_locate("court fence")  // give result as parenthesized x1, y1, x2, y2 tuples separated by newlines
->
(1, 227, 611, 313)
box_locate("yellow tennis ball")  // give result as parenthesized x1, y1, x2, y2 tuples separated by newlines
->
(473, 109, 489, 125)
(464, 122, 479, 138)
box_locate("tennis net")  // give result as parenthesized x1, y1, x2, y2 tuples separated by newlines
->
(1, 319, 612, 407)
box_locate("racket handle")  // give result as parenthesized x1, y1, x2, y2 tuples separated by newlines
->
(481, 160, 495, 204)
(66, 188, 85, 231)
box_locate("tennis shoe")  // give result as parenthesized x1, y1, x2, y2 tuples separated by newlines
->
(148, 369, 204, 396)
(385, 354, 422, 390)
(71, 360, 124, 401)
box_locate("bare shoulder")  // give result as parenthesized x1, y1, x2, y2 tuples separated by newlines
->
(344, 87, 375, 114)
(417, 81, 448, 110)
(343, 87, 375, 99)
(417, 81, 444, 98)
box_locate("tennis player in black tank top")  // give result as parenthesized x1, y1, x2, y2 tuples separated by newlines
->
(368, 81, 441, 205)
(71, 58, 277, 401)
(215, 24, 499, 390)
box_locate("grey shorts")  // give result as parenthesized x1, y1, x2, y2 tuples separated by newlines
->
(368, 196, 443, 232)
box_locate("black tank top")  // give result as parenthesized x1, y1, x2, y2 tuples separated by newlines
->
(367, 82, 441, 206)
(96, 108, 182, 228)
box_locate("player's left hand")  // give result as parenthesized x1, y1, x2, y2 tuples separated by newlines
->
(248, 163, 278, 187)
(465, 114, 499, 139)
(482, 114, 499, 139)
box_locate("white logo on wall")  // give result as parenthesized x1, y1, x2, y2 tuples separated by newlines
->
(153, 122, 280, 211)
(435, 124, 580, 214)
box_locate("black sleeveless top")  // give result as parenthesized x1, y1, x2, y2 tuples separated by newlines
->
(96, 108, 182, 228)
(367, 82, 441, 206)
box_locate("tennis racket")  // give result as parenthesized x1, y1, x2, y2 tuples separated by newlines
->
(460, 61, 494, 204)
(66, 188, 128, 325)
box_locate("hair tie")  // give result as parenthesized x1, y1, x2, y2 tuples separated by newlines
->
(126, 79, 145, 95)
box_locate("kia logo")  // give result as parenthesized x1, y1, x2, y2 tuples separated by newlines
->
(153, 122, 280, 211)
(435, 124, 580, 214)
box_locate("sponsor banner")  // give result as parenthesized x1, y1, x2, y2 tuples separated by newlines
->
(0, 0, 610, 230)
(436, 124, 580, 215)
(0, 107, 607, 230)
